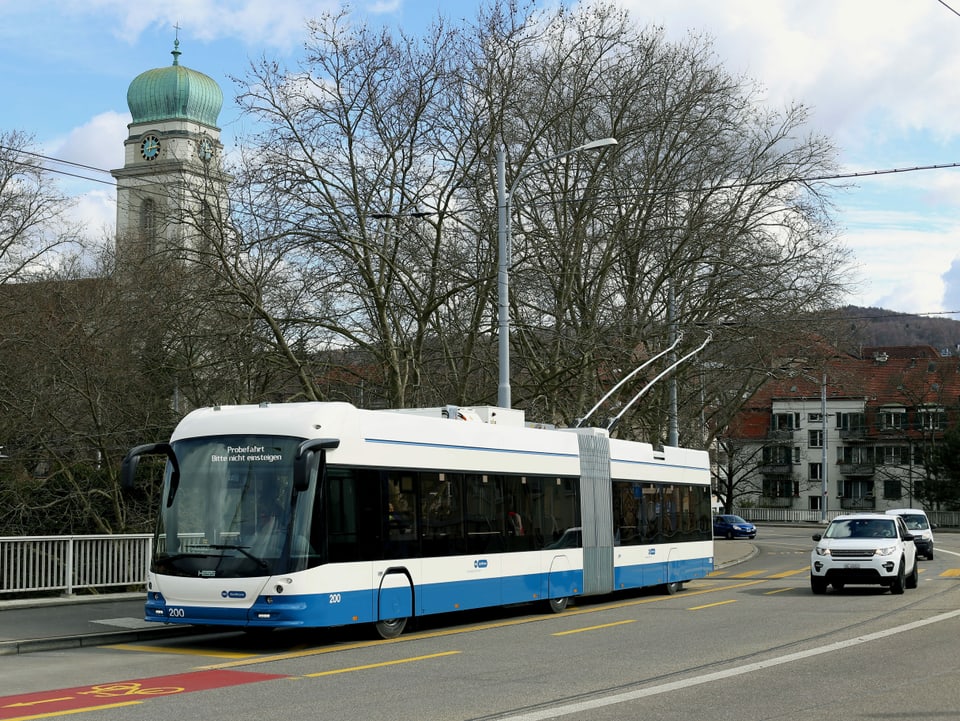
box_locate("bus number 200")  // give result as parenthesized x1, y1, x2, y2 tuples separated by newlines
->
(328, 593, 342, 604)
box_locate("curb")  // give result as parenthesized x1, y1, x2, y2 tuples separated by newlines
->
(0, 624, 198, 657)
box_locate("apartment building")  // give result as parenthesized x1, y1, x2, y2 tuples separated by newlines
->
(724, 345, 960, 513)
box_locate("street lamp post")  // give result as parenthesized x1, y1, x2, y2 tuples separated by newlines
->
(820, 371, 828, 523)
(496, 137, 617, 408)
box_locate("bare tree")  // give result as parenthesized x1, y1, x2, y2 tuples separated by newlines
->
(167, 0, 854, 437)
(0, 130, 82, 284)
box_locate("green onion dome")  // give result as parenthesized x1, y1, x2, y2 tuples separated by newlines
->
(127, 40, 223, 128)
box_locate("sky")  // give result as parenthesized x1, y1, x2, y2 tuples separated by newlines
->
(2, 0, 960, 318)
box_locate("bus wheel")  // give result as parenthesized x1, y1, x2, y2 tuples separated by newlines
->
(661, 581, 683, 595)
(375, 617, 407, 639)
(548, 596, 569, 613)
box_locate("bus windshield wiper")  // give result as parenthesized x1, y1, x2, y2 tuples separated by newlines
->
(156, 551, 215, 562)
(208, 544, 269, 569)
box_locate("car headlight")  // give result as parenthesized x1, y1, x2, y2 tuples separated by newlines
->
(874, 546, 897, 557)
(815, 547, 831, 556)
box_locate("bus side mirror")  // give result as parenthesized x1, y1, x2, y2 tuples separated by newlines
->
(294, 438, 340, 492)
(122, 442, 180, 507)
(121, 443, 175, 489)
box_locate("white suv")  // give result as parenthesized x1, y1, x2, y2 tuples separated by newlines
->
(886, 508, 935, 560)
(811, 513, 918, 594)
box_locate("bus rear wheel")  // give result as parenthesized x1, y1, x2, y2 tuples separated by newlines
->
(375, 617, 407, 639)
(548, 596, 570, 613)
(661, 581, 683, 595)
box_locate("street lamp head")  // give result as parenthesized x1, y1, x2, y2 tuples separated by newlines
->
(578, 137, 618, 151)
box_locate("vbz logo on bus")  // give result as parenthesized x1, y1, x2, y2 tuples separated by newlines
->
(474, 559, 488, 569)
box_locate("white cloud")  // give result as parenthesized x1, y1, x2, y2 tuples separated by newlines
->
(47, 111, 129, 172)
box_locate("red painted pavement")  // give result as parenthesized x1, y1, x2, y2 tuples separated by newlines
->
(0, 669, 289, 719)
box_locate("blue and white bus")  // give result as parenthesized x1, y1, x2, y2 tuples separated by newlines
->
(122, 402, 713, 638)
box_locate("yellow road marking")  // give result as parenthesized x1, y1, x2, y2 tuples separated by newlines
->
(726, 570, 764, 578)
(940, 568, 960, 577)
(3, 701, 141, 721)
(764, 587, 794, 595)
(688, 599, 737, 610)
(768, 567, 810, 578)
(198, 579, 767, 671)
(552, 619, 636, 636)
(303, 650, 460, 677)
(104, 643, 257, 659)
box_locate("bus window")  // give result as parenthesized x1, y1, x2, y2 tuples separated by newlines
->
(421, 472, 464, 556)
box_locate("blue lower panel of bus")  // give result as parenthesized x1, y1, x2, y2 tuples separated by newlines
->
(145, 556, 711, 629)
(614, 556, 713, 590)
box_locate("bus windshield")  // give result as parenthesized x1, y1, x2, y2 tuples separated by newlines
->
(153, 435, 309, 578)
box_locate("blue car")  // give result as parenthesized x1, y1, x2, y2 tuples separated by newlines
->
(713, 514, 757, 540)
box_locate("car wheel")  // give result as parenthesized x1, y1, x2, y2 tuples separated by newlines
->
(811, 575, 827, 594)
(890, 559, 906, 594)
(906, 559, 919, 589)
(725, 530, 734, 540)
(928, 549, 935, 561)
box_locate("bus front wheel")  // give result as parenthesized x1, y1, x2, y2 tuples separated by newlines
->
(375, 617, 407, 639)
(548, 596, 569, 613)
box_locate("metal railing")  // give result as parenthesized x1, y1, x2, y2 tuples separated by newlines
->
(0, 534, 152, 596)
(734, 507, 960, 528)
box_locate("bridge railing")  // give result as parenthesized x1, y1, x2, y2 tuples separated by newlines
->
(0, 534, 152, 596)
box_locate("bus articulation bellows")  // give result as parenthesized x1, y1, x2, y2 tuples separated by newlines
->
(122, 402, 714, 639)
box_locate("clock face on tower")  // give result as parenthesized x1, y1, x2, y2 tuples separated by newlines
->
(197, 137, 214, 162)
(140, 135, 161, 161)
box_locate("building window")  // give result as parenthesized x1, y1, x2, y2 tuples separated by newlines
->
(809, 462, 822, 481)
(762, 445, 793, 464)
(838, 446, 873, 464)
(140, 197, 158, 249)
(916, 406, 946, 431)
(877, 446, 906, 465)
(762, 478, 793, 497)
(793, 447, 801, 464)
(883, 479, 902, 500)
(772, 413, 800, 431)
(808, 430, 823, 448)
(808, 412, 822, 423)
(878, 408, 906, 430)
(836, 412, 866, 431)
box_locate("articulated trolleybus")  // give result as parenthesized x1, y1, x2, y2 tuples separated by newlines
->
(123, 402, 713, 638)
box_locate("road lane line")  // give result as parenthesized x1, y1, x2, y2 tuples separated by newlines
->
(552, 620, 636, 636)
(768, 566, 809, 578)
(493, 609, 960, 721)
(725, 570, 764, 578)
(688, 600, 737, 611)
(105, 644, 257, 659)
(303, 650, 460, 677)
(763, 587, 794, 595)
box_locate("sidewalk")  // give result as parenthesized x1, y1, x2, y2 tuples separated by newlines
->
(0, 540, 756, 656)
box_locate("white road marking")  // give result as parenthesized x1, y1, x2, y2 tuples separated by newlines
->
(499, 609, 960, 721)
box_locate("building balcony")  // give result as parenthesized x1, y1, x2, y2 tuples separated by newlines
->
(760, 496, 795, 508)
(759, 464, 793, 477)
(767, 429, 794, 440)
(839, 496, 875, 510)
(838, 463, 875, 477)
(839, 428, 866, 441)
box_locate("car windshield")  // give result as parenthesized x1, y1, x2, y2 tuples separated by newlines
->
(899, 514, 929, 530)
(824, 518, 896, 539)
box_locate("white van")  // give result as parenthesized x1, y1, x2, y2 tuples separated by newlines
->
(886, 508, 935, 560)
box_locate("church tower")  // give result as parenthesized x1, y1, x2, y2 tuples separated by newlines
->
(111, 39, 227, 260)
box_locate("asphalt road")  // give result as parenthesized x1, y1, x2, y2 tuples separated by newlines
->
(5, 528, 959, 720)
